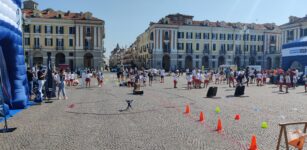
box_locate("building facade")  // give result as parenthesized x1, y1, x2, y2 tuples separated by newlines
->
(22, 0, 105, 71)
(109, 44, 125, 68)
(280, 15, 307, 71)
(132, 14, 281, 71)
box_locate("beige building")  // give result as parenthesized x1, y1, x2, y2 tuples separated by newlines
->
(22, 0, 105, 70)
(280, 15, 307, 44)
(130, 13, 281, 71)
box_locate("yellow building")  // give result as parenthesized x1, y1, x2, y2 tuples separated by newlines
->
(22, 0, 105, 70)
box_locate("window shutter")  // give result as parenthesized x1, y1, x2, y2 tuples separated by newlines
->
(51, 26, 53, 34)
(56, 26, 58, 34)
(45, 38, 47, 46)
(45, 26, 47, 33)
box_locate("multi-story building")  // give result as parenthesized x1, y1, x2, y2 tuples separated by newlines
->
(280, 15, 307, 70)
(109, 44, 125, 68)
(132, 13, 281, 71)
(22, 0, 105, 70)
(280, 15, 307, 44)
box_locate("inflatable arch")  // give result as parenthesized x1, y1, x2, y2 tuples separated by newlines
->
(0, 0, 28, 109)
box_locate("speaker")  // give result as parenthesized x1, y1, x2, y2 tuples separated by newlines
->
(133, 90, 144, 95)
(234, 85, 245, 97)
(207, 87, 218, 98)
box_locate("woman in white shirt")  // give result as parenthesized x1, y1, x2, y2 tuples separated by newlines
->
(279, 73, 284, 92)
(186, 73, 192, 90)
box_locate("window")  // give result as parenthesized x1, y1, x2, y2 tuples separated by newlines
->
(243, 34, 249, 41)
(24, 38, 30, 46)
(227, 34, 233, 40)
(177, 43, 184, 50)
(250, 35, 257, 41)
(56, 39, 64, 47)
(236, 45, 241, 51)
(34, 38, 40, 47)
(270, 35, 276, 44)
(24, 25, 30, 33)
(212, 43, 216, 51)
(69, 39, 74, 47)
(177, 32, 184, 39)
(204, 33, 210, 40)
(186, 43, 193, 51)
(164, 31, 169, 40)
(235, 34, 241, 40)
(196, 43, 200, 50)
(178, 61, 182, 68)
(186, 32, 193, 39)
(212, 33, 218, 40)
(244, 45, 249, 51)
(258, 35, 264, 41)
(86, 27, 91, 36)
(258, 56, 262, 60)
(220, 44, 226, 51)
(69, 52, 74, 56)
(196, 61, 199, 68)
(56, 26, 64, 34)
(150, 32, 154, 40)
(204, 44, 209, 51)
(212, 61, 215, 68)
(220, 34, 226, 40)
(34, 25, 41, 33)
(45, 25, 52, 34)
(212, 56, 216, 59)
(196, 55, 199, 59)
(45, 38, 53, 46)
(195, 33, 201, 39)
(85, 39, 91, 49)
(69, 27, 75, 34)
(287, 30, 294, 41)
(178, 55, 182, 59)
(227, 44, 233, 51)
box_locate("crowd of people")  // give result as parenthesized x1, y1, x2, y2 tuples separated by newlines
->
(115, 66, 307, 94)
(26, 67, 105, 102)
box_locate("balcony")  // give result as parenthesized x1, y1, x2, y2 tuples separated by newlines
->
(56, 46, 64, 50)
(186, 49, 193, 54)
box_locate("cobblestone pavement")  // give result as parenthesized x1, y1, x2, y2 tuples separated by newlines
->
(0, 73, 306, 150)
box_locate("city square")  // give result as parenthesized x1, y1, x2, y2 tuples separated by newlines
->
(1, 0, 307, 149)
(1, 74, 307, 150)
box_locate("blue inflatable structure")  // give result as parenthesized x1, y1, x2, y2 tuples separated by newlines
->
(0, 0, 29, 109)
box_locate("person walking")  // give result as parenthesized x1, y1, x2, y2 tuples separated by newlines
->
(37, 66, 46, 100)
(285, 72, 291, 93)
(57, 70, 67, 100)
(148, 70, 153, 86)
(279, 73, 284, 92)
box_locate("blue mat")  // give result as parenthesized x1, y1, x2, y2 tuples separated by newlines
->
(0, 101, 36, 123)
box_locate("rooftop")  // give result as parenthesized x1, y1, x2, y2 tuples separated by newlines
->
(154, 13, 279, 31)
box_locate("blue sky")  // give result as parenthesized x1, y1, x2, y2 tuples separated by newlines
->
(33, 0, 307, 57)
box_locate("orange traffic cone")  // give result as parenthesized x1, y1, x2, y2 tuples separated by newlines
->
(199, 112, 204, 122)
(216, 117, 223, 132)
(235, 114, 240, 120)
(185, 104, 190, 114)
(249, 135, 258, 150)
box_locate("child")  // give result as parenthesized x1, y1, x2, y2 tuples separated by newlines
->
(215, 72, 220, 84)
(292, 75, 297, 89)
(160, 69, 165, 83)
(186, 73, 192, 90)
(262, 71, 267, 85)
(97, 71, 104, 87)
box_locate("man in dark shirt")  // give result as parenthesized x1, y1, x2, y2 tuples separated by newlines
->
(245, 67, 250, 87)
(26, 68, 33, 96)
